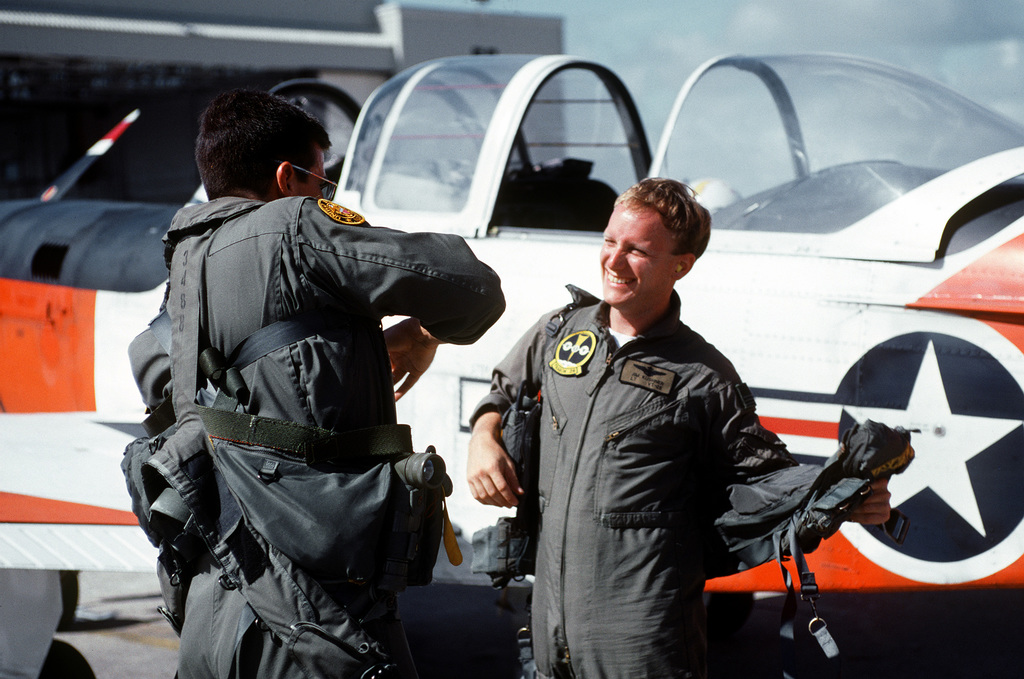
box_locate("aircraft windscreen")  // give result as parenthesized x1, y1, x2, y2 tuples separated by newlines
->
(658, 55, 1024, 231)
(343, 69, 415, 199)
(363, 58, 527, 213)
(517, 68, 641, 193)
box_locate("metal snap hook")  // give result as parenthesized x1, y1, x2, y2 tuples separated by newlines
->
(809, 616, 828, 634)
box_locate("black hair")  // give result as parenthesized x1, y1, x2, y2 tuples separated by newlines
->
(195, 88, 330, 199)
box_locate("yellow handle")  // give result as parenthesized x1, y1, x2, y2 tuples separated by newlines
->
(442, 498, 463, 566)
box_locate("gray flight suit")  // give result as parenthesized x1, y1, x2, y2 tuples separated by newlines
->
(472, 291, 797, 679)
(136, 195, 505, 679)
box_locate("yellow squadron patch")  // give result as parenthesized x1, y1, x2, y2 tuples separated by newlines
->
(318, 199, 366, 225)
(549, 330, 598, 376)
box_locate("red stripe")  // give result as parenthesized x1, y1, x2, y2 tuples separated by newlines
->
(104, 119, 133, 142)
(760, 416, 839, 440)
(101, 110, 139, 142)
(0, 492, 137, 526)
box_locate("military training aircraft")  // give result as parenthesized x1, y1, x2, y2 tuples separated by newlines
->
(331, 52, 1024, 597)
(3, 52, 1024, 676)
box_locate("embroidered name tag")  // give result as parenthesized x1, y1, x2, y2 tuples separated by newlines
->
(619, 359, 675, 394)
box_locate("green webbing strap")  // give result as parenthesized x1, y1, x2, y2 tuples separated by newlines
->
(197, 404, 412, 464)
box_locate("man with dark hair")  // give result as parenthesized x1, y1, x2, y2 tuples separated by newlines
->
(467, 177, 891, 678)
(194, 89, 332, 200)
(130, 88, 505, 678)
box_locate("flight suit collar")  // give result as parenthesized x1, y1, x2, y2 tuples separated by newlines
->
(595, 291, 682, 341)
(164, 196, 265, 249)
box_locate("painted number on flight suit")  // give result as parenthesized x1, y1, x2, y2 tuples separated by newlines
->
(549, 330, 597, 376)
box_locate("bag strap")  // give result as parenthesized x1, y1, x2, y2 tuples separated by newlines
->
(776, 517, 841, 679)
(543, 284, 598, 339)
(168, 234, 213, 454)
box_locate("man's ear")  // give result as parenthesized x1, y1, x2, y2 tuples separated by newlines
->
(673, 253, 697, 280)
(273, 161, 296, 198)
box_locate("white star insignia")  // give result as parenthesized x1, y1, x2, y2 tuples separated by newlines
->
(843, 341, 1022, 537)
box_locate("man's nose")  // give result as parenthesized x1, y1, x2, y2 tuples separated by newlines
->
(604, 247, 626, 269)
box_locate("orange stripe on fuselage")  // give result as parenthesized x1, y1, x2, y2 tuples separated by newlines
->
(760, 416, 839, 440)
(706, 532, 1024, 592)
(0, 278, 96, 412)
(911, 231, 1024, 319)
(0, 491, 137, 525)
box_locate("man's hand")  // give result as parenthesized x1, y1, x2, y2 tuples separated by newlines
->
(384, 318, 441, 401)
(847, 478, 892, 525)
(468, 411, 523, 508)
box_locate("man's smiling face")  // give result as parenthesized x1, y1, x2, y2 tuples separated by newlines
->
(600, 203, 694, 334)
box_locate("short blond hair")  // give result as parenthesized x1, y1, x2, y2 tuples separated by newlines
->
(615, 178, 711, 258)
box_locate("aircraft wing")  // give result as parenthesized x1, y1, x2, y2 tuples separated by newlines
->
(1, 413, 155, 572)
(0, 198, 173, 573)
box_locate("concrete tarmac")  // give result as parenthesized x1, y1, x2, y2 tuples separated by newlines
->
(54, 563, 1024, 678)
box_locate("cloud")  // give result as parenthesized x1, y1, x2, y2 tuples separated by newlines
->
(704, 0, 1024, 126)
(725, 0, 1024, 51)
(417, 0, 1024, 127)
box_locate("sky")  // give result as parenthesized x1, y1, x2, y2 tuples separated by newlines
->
(400, 0, 1024, 136)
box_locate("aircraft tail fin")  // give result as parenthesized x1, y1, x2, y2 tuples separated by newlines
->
(39, 108, 141, 202)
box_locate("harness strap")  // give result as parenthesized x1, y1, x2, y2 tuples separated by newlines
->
(142, 309, 346, 437)
(197, 405, 412, 464)
(228, 309, 337, 369)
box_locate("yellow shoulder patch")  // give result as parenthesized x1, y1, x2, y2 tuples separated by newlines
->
(549, 330, 598, 376)
(318, 198, 366, 225)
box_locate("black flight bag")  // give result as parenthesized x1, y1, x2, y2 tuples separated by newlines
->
(471, 380, 542, 588)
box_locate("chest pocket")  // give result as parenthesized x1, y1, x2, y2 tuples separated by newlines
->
(596, 392, 698, 526)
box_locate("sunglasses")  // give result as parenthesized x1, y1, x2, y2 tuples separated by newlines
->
(273, 159, 338, 200)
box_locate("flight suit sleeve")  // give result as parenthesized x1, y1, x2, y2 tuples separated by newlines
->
(699, 377, 821, 573)
(128, 324, 172, 411)
(704, 379, 800, 481)
(469, 313, 550, 427)
(295, 199, 505, 345)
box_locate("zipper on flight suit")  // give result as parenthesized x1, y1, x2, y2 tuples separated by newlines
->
(555, 329, 637, 675)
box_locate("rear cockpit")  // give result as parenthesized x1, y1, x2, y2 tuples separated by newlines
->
(652, 54, 1024, 263)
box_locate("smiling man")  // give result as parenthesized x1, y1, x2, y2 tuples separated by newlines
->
(467, 177, 891, 679)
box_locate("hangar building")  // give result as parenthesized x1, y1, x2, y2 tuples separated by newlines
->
(0, 1, 561, 202)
